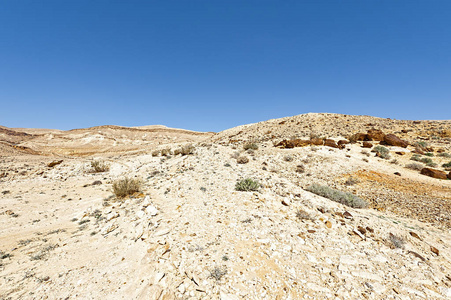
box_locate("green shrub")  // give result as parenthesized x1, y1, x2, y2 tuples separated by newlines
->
(372, 146, 390, 159)
(235, 178, 261, 192)
(426, 162, 438, 167)
(306, 184, 368, 208)
(414, 141, 428, 148)
(420, 157, 433, 164)
(112, 177, 142, 198)
(410, 154, 422, 162)
(442, 161, 451, 168)
(89, 160, 110, 173)
(243, 143, 258, 151)
(437, 153, 451, 158)
(425, 152, 434, 157)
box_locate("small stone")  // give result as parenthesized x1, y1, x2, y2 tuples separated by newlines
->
(357, 226, 366, 235)
(343, 211, 353, 219)
(431, 246, 439, 256)
(145, 205, 159, 216)
(409, 231, 422, 241)
(325, 221, 332, 228)
(281, 198, 290, 206)
(394, 172, 401, 176)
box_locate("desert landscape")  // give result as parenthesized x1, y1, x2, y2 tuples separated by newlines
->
(1, 113, 451, 299)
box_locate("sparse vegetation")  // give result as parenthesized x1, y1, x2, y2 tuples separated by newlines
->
(284, 155, 293, 162)
(295, 164, 305, 173)
(388, 233, 405, 249)
(236, 156, 249, 164)
(405, 163, 423, 171)
(296, 209, 313, 221)
(442, 161, 451, 168)
(235, 178, 261, 192)
(414, 141, 428, 148)
(180, 144, 195, 155)
(437, 153, 451, 158)
(30, 244, 57, 261)
(344, 177, 359, 186)
(209, 266, 227, 281)
(425, 152, 434, 157)
(411, 154, 434, 164)
(243, 143, 258, 150)
(372, 145, 390, 159)
(426, 162, 438, 168)
(89, 160, 110, 173)
(306, 184, 368, 208)
(112, 177, 142, 198)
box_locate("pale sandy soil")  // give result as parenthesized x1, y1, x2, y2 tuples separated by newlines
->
(1, 113, 451, 299)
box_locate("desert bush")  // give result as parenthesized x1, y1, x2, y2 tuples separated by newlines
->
(388, 233, 405, 249)
(209, 266, 227, 281)
(296, 209, 313, 221)
(236, 156, 249, 164)
(306, 184, 368, 208)
(405, 163, 423, 171)
(390, 159, 399, 165)
(410, 154, 422, 162)
(284, 155, 293, 162)
(425, 152, 434, 157)
(413, 141, 428, 148)
(442, 161, 451, 168)
(235, 178, 261, 192)
(344, 177, 359, 186)
(180, 144, 195, 155)
(372, 145, 390, 159)
(437, 153, 451, 158)
(420, 157, 433, 164)
(112, 177, 142, 198)
(426, 162, 438, 167)
(295, 164, 305, 173)
(243, 143, 258, 151)
(89, 160, 110, 173)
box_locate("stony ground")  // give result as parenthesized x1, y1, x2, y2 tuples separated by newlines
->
(1, 113, 451, 299)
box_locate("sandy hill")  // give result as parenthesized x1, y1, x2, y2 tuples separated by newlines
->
(1, 113, 451, 299)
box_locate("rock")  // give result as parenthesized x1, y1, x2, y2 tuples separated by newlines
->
(325, 221, 332, 228)
(343, 211, 353, 219)
(154, 228, 170, 236)
(101, 223, 118, 235)
(310, 138, 324, 146)
(338, 140, 349, 146)
(420, 168, 448, 179)
(47, 160, 63, 168)
(145, 205, 159, 216)
(367, 129, 385, 141)
(353, 133, 367, 141)
(408, 251, 426, 261)
(353, 229, 365, 240)
(394, 172, 401, 176)
(92, 180, 102, 185)
(383, 134, 409, 148)
(357, 226, 366, 235)
(142, 195, 151, 207)
(448, 171, 451, 180)
(281, 198, 290, 206)
(395, 151, 405, 155)
(362, 141, 372, 148)
(106, 211, 119, 221)
(431, 246, 439, 256)
(409, 231, 422, 240)
(324, 139, 339, 148)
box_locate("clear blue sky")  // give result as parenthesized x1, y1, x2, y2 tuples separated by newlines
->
(1, 1, 450, 132)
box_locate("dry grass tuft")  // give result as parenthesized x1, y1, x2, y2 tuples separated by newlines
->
(112, 177, 142, 198)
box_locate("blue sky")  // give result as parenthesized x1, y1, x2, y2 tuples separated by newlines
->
(1, 1, 450, 132)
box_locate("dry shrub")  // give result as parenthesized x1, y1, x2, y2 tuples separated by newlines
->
(307, 184, 368, 208)
(235, 178, 261, 191)
(237, 156, 249, 164)
(112, 177, 142, 198)
(89, 160, 110, 173)
(243, 143, 258, 150)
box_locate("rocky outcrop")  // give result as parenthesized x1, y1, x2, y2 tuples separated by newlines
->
(324, 139, 339, 148)
(366, 129, 385, 141)
(420, 168, 448, 180)
(383, 134, 409, 148)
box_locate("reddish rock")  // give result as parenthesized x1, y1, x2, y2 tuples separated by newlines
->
(310, 138, 324, 146)
(395, 152, 405, 155)
(367, 129, 385, 141)
(409, 231, 422, 241)
(431, 246, 439, 256)
(48, 160, 63, 168)
(353, 133, 367, 141)
(420, 168, 448, 179)
(338, 140, 349, 146)
(384, 134, 409, 148)
(362, 141, 373, 148)
(324, 139, 339, 148)
(448, 171, 451, 180)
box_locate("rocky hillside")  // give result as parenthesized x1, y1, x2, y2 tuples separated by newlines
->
(1, 113, 450, 299)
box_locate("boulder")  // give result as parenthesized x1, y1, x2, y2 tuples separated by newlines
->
(420, 168, 448, 180)
(384, 134, 409, 148)
(310, 138, 324, 146)
(324, 139, 339, 148)
(367, 129, 385, 141)
(448, 171, 451, 180)
(338, 140, 349, 146)
(362, 141, 373, 148)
